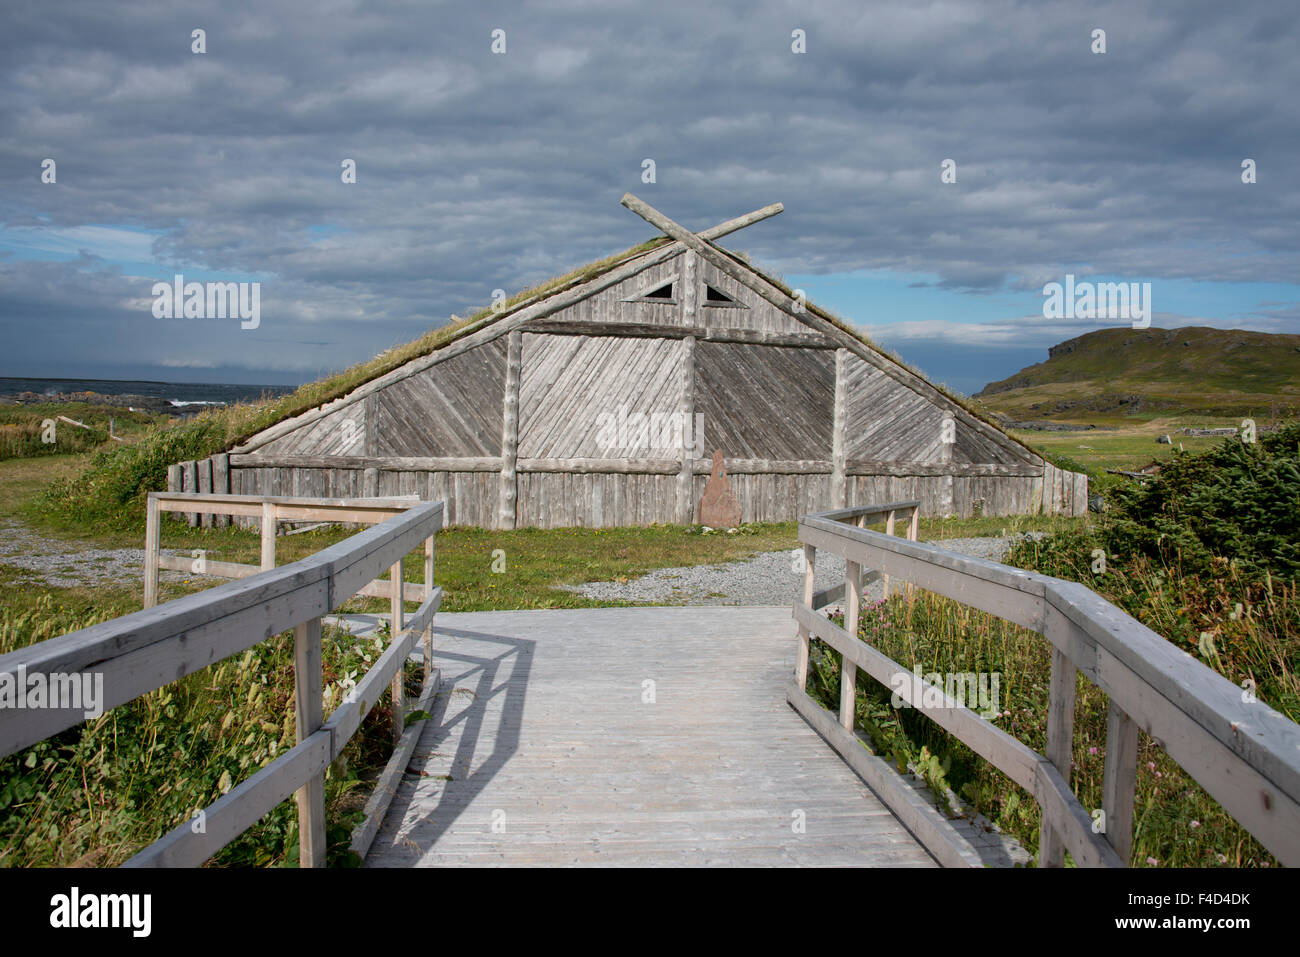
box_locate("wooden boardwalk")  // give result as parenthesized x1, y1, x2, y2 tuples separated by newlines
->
(366, 606, 935, 867)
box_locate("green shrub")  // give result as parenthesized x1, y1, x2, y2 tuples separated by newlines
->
(1101, 422, 1300, 582)
(0, 596, 410, 867)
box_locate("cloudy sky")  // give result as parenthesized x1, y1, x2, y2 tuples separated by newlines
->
(2, 0, 1297, 396)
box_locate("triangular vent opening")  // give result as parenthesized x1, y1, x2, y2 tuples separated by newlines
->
(705, 285, 735, 303)
(643, 281, 674, 299)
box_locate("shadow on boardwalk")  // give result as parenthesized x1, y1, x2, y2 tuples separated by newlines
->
(365, 607, 936, 867)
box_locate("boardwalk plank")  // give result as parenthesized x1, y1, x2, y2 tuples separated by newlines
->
(365, 607, 935, 867)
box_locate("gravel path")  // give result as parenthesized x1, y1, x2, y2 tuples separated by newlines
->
(0, 518, 190, 589)
(560, 535, 1039, 606)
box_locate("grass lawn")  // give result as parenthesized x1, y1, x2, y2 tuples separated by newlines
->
(1, 450, 1086, 620)
(1011, 413, 1265, 474)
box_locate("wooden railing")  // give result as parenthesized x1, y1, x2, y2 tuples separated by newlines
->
(790, 501, 1300, 867)
(144, 492, 434, 608)
(0, 496, 444, 868)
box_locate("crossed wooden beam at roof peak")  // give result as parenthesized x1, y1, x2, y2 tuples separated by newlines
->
(620, 192, 782, 245)
(622, 192, 803, 318)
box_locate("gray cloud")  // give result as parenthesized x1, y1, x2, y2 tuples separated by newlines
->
(1, 0, 1297, 383)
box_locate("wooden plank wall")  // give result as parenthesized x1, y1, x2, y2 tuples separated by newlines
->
(208, 247, 1092, 529)
(374, 339, 506, 457)
(224, 461, 1084, 529)
(842, 351, 1029, 467)
(517, 334, 685, 459)
(694, 342, 835, 459)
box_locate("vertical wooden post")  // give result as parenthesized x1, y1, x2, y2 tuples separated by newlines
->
(364, 394, 377, 457)
(293, 616, 326, 867)
(197, 457, 213, 527)
(260, 500, 276, 570)
(839, 557, 861, 731)
(831, 348, 848, 508)
(882, 509, 896, 597)
(1039, 647, 1078, 867)
(144, 494, 160, 608)
(390, 559, 405, 746)
(423, 535, 435, 683)
(212, 453, 230, 528)
(906, 505, 919, 599)
(795, 544, 815, 689)
(183, 460, 198, 527)
(499, 329, 522, 530)
(363, 466, 379, 498)
(676, 334, 697, 524)
(1102, 700, 1138, 865)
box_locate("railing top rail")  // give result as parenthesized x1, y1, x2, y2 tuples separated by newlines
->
(809, 500, 920, 524)
(0, 500, 443, 760)
(796, 506, 1300, 831)
(150, 492, 420, 508)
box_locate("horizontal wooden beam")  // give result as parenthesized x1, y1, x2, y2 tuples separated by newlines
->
(703, 327, 836, 349)
(795, 601, 1121, 866)
(155, 553, 431, 603)
(799, 500, 1300, 864)
(0, 501, 442, 760)
(799, 515, 1047, 632)
(524, 320, 706, 339)
(518, 457, 680, 475)
(125, 732, 331, 867)
(691, 458, 832, 475)
(230, 455, 502, 472)
(785, 682, 984, 868)
(521, 320, 837, 350)
(231, 242, 686, 455)
(811, 500, 920, 524)
(350, 668, 442, 860)
(320, 588, 441, 760)
(845, 461, 1043, 477)
(696, 202, 784, 241)
(228, 455, 1039, 479)
(795, 602, 1042, 792)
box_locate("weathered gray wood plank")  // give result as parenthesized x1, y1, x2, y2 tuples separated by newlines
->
(365, 607, 934, 867)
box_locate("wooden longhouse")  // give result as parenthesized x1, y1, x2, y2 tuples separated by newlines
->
(171, 196, 1087, 528)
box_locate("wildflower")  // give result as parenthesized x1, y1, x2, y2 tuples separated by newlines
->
(1088, 746, 1098, 756)
(1189, 820, 1200, 829)
(1216, 854, 1228, 864)
(1146, 761, 1156, 771)
(1146, 857, 1158, 866)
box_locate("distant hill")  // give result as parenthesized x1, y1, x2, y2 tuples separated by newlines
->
(973, 327, 1300, 421)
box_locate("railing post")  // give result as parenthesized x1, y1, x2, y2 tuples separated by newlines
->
(390, 559, 405, 746)
(1039, 647, 1078, 867)
(293, 616, 326, 868)
(839, 558, 861, 730)
(906, 505, 919, 598)
(796, 543, 815, 689)
(423, 535, 435, 683)
(882, 509, 896, 596)
(260, 500, 276, 570)
(1102, 700, 1138, 865)
(144, 494, 160, 609)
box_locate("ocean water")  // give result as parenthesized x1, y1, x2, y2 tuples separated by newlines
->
(0, 377, 294, 407)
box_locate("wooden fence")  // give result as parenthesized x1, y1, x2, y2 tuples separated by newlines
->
(790, 501, 1300, 867)
(143, 492, 433, 608)
(0, 495, 444, 867)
